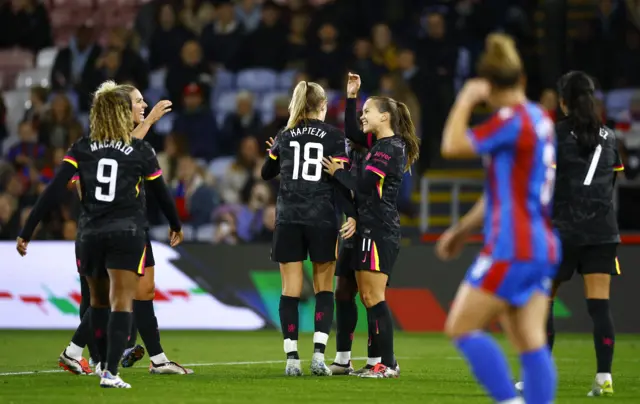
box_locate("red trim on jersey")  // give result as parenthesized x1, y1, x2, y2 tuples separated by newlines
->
(480, 261, 510, 293)
(482, 159, 500, 256)
(511, 108, 535, 260)
(367, 133, 373, 148)
(471, 112, 511, 142)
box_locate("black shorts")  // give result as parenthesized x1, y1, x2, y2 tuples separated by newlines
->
(271, 224, 338, 263)
(555, 243, 620, 283)
(144, 231, 155, 268)
(76, 230, 148, 278)
(336, 243, 356, 280)
(354, 233, 399, 277)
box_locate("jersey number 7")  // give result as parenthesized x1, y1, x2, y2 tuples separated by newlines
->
(290, 141, 323, 182)
(95, 158, 118, 202)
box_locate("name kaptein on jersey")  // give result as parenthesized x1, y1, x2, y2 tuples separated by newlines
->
(289, 126, 327, 139)
(90, 140, 134, 155)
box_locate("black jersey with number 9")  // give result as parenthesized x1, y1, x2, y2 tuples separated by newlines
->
(268, 119, 349, 228)
(64, 137, 162, 235)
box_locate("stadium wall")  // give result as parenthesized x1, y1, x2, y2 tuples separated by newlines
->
(1, 241, 638, 333)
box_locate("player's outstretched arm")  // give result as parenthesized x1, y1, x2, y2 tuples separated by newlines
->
(146, 175, 182, 233)
(131, 100, 172, 140)
(18, 162, 77, 245)
(344, 73, 372, 147)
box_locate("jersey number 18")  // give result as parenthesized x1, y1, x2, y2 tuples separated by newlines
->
(95, 158, 118, 202)
(290, 141, 323, 182)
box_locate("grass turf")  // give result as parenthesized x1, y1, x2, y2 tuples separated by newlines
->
(0, 331, 639, 403)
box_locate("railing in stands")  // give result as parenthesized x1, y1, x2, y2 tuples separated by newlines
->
(419, 175, 483, 233)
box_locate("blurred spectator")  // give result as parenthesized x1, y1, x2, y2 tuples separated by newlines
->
(307, 22, 346, 89)
(240, 1, 287, 70)
(0, 0, 52, 52)
(178, 0, 214, 36)
(286, 12, 309, 69)
(39, 94, 82, 149)
(615, 91, 640, 179)
(370, 23, 398, 71)
(149, 2, 195, 71)
(50, 25, 102, 112)
(235, 181, 272, 242)
(156, 132, 189, 184)
(0, 95, 7, 151)
(397, 48, 424, 95)
(213, 208, 238, 244)
(22, 86, 49, 132)
(103, 28, 149, 92)
(201, 1, 245, 71)
(613, 29, 640, 88)
(165, 40, 212, 109)
(257, 94, 289, 147)
(172, 83, 220, 161)
(221, 91, 263, 155)
(174, 155, 219, 226)
(377, 73, 421, 134)
(539, 88, 558, 121)
(7, 120, 45, 171)
(349, 38, 383, 95)
(235, 0, 262, 34)
(254, 203, 276, 242)
(220, 136, 262, 204)
(569, 20, 605, 89)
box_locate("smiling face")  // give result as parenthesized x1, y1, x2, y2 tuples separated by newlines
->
(129, 89, 147, 124)
(360, 98, 387, 134)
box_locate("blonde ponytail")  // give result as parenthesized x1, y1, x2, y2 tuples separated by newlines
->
(286, 81, 327, 130)
(477, 33, 523, 88)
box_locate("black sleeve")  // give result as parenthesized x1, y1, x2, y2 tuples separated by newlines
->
(19, 162, 76, 241)
(261, 153, 280, 180)
(345, 98, 370, 147)
(146, 176, 182, 232)
(333, 168, 357, 191)
(334, 181, 356, 219)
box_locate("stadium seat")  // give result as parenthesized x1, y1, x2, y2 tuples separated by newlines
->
(208, 156, 235, 183)
(144, 87, 166, 108)
(15, 68, 51, 89)
(236, 69, 277, 93)
(259, 91, 288, 123)
(149, 69, 167, 90)
(215, 69, 236, 91)
(195, 224, 215, 242)
(36, 47, 59, 68)
(606, 88, 639, 118)
(3, 89, 30, 136)
(277, 69, 297, 90)
(215, 91, 240, 118)
(154, 112, 175, 135)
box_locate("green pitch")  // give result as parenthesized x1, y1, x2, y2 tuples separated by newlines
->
(0, 331, 639, 403)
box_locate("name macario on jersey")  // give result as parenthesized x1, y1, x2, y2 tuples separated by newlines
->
(90, 140, 134, 155)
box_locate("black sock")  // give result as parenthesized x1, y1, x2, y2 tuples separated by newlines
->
(79, 277, 90, 320)
(366, 308, 380, 361)
(335, 298, 357, 354)
(134, 300, 163, 357)
(90, 307, 109, 366)
(587, 299, 615, 373)
(369, 301, 395, 368)
(71, 308, 92, 349)
(547, 301, 555, 351)
(127, 316, 138, 349)
(313, 291, 334, 354)
(106, 311, 132, 375)
(279, 295, 300, 360)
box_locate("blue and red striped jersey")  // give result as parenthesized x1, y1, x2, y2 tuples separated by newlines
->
(468, 102, 559, 263)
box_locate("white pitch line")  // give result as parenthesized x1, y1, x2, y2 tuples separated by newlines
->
(0, 357, 374, 377)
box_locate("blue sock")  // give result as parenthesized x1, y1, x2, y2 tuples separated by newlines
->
(521, 347, 556, 404)
(455, 332, 518, 402)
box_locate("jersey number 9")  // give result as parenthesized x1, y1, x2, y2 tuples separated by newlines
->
(95, 158, 118, 202)
(290, 141, 323, 182)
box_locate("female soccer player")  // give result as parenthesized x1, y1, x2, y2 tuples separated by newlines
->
(58, 83, 193, 375)
(323, 73, 420, 379)
(261, 80, 356, 377)
(436, 33, 558, 404)
(516, 71, 622, 397)
(17, 82, 183, 388)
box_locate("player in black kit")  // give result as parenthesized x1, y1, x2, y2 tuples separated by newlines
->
(515, 71, 622, 397)
(57, 82, 192, 376)
(323, 73, 420, 378)
(16, 84, 183, 388)
(261, 80, 356, 377)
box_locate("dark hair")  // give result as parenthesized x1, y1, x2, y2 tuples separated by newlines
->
(368, 96, 420, 172)
(477, 33, 523, 89)
(558, 71, 600, 150)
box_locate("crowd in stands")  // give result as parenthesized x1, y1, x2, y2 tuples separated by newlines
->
(1, 0, 640, 241)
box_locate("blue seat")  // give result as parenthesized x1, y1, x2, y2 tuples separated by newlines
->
(277, 69, 297, 90)
(215, 91, 239, 123)
(236, 68, 277, 93)
(259, 91, 288, 123)
(144, 87, 165, 108)
(606, 88, 639, 118)
(215, 69, 236, 91)
(155, 112, 175, 135)
(149, 69, 167, 90)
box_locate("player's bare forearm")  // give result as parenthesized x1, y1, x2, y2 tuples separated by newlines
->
(453, 195, 485, 236)
(75, 180, 82, 200)
(441, 99, 476, 158)
(131, 121, 152, 140)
